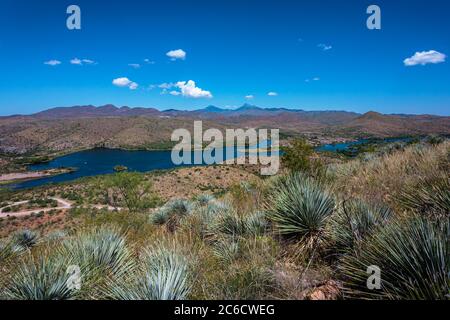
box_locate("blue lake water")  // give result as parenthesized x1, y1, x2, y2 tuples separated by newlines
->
(5, 137, 412, 190)
(7, 143, 277, 190)
(315, 137, 413, 152)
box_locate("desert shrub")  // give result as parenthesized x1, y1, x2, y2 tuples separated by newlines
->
(268, 173, 335, 250)
(327, 199, 393, 256)
(3, 254, 77, 300)
(282, 138, 325, 177)
(104, 245, 191, 300)
(339, 217, 449, 299)
(102, 172, 160, 212)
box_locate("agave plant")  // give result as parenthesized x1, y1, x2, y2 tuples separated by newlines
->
(339, 217, 450, 299)
(268, 173, 335, 242)
(11, 229, 40, 252)
(327, 199, 392, 256)
(105, 245, 191, 300)
(3, 254, 77, 300)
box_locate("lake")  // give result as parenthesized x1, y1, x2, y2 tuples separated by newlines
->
(7, 143, 276, 190)
(5, 137, 411, 190)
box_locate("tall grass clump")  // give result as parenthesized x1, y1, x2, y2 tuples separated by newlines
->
(327, 199, 393, 256)
(3, 254, 77, 300)
(339, 217, 449, 299)
(268, 173, 335, 249)
(104, 244, 191, 300)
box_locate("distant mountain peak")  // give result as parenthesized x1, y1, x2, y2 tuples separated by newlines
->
(358, 111, 385, 120)
(203, 105, 225, 112)
(237, 103, 261, 111)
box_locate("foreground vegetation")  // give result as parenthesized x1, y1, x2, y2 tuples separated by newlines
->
(0, 138, 449, 300)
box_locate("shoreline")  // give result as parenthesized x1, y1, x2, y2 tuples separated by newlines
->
(0, 168, 75, 184)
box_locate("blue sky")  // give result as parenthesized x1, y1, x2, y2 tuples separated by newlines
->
(0, 0, 449, 116)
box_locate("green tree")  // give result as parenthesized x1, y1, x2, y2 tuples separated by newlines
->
(282, 138, 325, 178)
(281, 139, 314, 172)
(103, 172, 159, 212)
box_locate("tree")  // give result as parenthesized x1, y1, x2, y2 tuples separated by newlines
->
(103, 172, 159, 212)
(281, 139, 314, 172)
(281, 138, 324, 177)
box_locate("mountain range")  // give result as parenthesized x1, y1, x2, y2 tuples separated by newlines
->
(1, 104, 449, 155)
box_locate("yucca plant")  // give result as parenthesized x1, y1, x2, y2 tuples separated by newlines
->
(3, 254, 77, 300)
(11, 229, 40, 252)
(194, 194, 215, 207)
(164, 199, 193, 216)
(149, 208, 170, 225)
(212, 237, 241, 263)
(397, 173, 450, 218)
(0, 240, 15, 262)
(268, 173, 335, 244)
(149, 199, 193, 232)
(327, 199, 392, 256)
(245, 211, 268, 236)
(339, 216, 450, 299)
(104, 245, 191, 300)
(59, 226, 134, 279)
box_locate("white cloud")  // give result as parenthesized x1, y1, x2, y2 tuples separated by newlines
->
(159, 82, 176, 89)
(267, 92, 278, 96)
(166, 49, 186, 60)
(112, 77, 138, 90)
(82, 59, 96, 65)
(318, 43, 332, 51)
(169, 91, 181, 96)
(245, 95, 254, 99)
(128, 63, 141, 69)
(175, 80, 212, 98)
(44, 60, 61, 66)
(71, 58, 96, 65)
(313, 77, 320, 81)
(403, 50, 446, 66)
(144, 59, 155, 64)
(70, 58, 82, 65)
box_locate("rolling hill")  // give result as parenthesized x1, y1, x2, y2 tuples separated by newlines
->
(0, 104, 449, 155)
